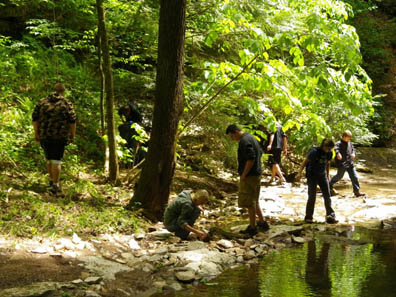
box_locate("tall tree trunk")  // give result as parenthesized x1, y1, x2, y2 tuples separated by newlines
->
(97, 34, 109, 173)
(96, 0, 119, 182)
(129, 0, 186, 221)
(98, 35, 105, 137)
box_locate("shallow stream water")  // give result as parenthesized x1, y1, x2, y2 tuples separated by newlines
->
(153, 226, 396, 297)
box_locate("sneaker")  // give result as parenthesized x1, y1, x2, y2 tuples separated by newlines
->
(50, 184, 64, 197)
(304, 218, 314, 224)
(240, 225, 258, 236)
(278, 179, 286, 186)
(257, 221, 270, 231)
(325, 215, 338, 224)
(354, 191, 365, 197)
(330, 188, 338, 196)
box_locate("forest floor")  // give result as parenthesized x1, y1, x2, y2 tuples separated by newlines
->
(1, 148, 396, 297)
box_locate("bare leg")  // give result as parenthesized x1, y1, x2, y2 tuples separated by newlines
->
(256, 201, 264, 222)
(46, 161, 53, 181)
(51, 163, 62, 184)
(248, 207, 256, 227)
(271, 165, 276, 181)
(274, 164, 285, 182)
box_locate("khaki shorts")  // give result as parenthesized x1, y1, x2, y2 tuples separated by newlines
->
(238, 175, 261, 208)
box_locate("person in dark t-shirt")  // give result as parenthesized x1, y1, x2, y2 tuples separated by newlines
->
(296, 139, 337, 224)
(118, 102, 147, 165)
(226, 124, 269, 236)
(266, 124, 287, 184)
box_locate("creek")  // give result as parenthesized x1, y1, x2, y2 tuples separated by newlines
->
(153, 226, 396, 297)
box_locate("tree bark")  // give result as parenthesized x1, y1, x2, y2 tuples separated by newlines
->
(97, 34, 109, 173)
(96, 0, 119, 182)
(129, 0, 186, 221)
(98, 35, 105, 137)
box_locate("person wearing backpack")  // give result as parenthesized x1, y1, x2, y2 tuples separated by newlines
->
(118, 102, 147, 165)
(296, 139, 338, 224)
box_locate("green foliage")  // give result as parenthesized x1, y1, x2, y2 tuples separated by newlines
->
(345, 0, 396, 81)
(183, 0, 375, 153)
(0, 0, 388, 238)
(0, 170, 143, 236)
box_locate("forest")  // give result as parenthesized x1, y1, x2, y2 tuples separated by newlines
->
(1, 0, 396, 296)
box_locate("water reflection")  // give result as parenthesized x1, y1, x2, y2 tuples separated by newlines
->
(305, 241, 331, 297)
(153, 228, 396, 297)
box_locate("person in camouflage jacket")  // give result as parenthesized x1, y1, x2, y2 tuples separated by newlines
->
(32, 83, 76, 195)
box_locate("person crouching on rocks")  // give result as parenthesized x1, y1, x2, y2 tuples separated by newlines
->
(164, 190, 209, 241)
(296, 139, 338, 224)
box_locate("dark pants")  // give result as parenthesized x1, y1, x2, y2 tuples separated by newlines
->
(165, 223, 190, 240)
(330, 166, 360, 192)
(306, 175, 335, 220)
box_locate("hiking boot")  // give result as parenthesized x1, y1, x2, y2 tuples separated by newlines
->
(354, 191, 365, 197)
(50, 184, 64, 197)
(257, 221, 270, 231)
(325, 215, 338, 224)
(330, 188, 338, 196)
(240, 225, 258, 236)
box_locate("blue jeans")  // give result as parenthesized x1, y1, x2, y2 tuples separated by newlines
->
(329, 167, 360, 192)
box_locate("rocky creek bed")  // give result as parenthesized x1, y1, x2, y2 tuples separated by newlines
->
(1, 148, 396, 297)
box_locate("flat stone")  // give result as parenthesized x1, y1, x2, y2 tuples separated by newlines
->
(199, 262, 221, 276)
(155, 246, 168, 254)
(244, 250, 256, 260)
(186, 241, 206, 250)
(84, 276, 102, 284)
(175, 270, 196, 282)
(150, 230, 172, 240)
(121, 253, 135, 261)
(244, 239, 255, 247)
(72, 233, 82, 244)
(128, 238, 141, 250)
(58, 238, 75, 250)
(85, 291, 101, 297)
(267, 225, 304, 239)
(135, 233, 145, 240)
(292, 236, 306, 244)
(142, 263, 154, 273)
(168, 282, 183, 291)
(168, 236, 182, 243)
(184, 262, 201, 272)
(234, 248, 245, 256)
(216, 239, 233, 249)
(72, 279, 84, 284)
(79, 256, 132, 280)
(30, 247, 47, 254)
(153, 281, 167, 288)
